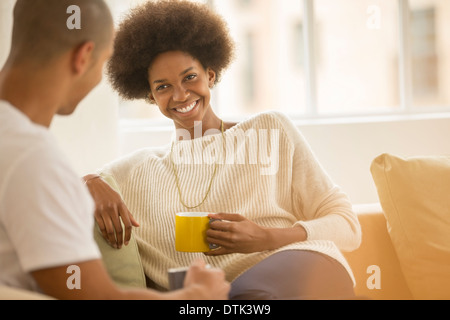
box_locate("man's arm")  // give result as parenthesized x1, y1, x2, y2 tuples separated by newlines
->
(31, 259, 162, 300)
(31, 259, 229, 300)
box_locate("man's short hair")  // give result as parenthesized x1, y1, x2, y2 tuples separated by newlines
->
(10, 0, 113, 64)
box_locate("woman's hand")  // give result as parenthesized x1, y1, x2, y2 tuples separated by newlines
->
(205, 213, 307, 256)
(84, 174, 139, 249)
(205, 213, 273, 255)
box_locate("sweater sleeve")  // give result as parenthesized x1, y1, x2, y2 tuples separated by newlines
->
(272, 112, 361, 252)
(97, 148, 155, 189)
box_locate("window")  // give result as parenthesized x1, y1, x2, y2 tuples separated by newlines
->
(206, 0, 307, 118)
(315, 0, 400, 115)
(411, 7, 438, 102)
(409, 0, 450, 109)
(111, 0, 450, 123)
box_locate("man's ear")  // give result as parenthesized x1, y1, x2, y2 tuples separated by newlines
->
(71, 41, 95, 76)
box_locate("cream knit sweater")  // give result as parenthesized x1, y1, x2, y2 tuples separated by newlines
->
(100, 111, 361, 289)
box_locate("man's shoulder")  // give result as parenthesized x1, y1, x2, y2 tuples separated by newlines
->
(0, 117, 79, 206)
(0, 101, 56, 166)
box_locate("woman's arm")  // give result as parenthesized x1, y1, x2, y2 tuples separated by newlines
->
(205, 213, 307, 255)
(293, 187, 362, 252)
(205, 112, 361, 256)
(83, 174, 139, 249)
(274, 111, 361, 251)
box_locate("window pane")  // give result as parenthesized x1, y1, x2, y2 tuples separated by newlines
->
(315, 0, 400, 115)
(410, 0, 450, 108)
(212, 0, 306, 118)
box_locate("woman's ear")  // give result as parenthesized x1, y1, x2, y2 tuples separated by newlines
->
(148, 92, 156, 104)
(207, 68, 216, 88)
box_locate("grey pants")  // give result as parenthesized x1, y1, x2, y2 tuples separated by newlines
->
(229, 250, 355, 300)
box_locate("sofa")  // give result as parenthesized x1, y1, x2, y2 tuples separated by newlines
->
(346, 153, 450, 300)
(344, 203, 413, 300)
(1, 153, 449, 300)
(0, 204, 412, 300)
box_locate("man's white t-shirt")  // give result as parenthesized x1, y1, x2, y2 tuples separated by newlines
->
(0, 101, 100, 292)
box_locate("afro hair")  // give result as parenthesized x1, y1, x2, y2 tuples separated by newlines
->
(107, 0, 236, 101)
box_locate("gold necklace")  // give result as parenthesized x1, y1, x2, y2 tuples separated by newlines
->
(170, 121, 224, 210)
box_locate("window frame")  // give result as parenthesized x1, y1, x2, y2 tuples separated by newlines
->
(301, 0, 439, 118)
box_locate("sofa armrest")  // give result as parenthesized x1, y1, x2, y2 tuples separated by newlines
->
(0, 286, 54, 300)
(344, 204, 413, 300)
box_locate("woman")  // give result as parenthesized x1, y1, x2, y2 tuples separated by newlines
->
(86, 0, 361, 300)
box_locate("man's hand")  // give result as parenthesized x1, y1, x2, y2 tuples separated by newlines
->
(182, 259, 230, 300)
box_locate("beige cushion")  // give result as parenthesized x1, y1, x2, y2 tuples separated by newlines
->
(94, 173, 146, 289)
(370, 154, 450, 299)
(0, 286, 54, 300)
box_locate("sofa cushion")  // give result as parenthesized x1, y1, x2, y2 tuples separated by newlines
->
(94, 223, 146, 289)
(370, 153, 450, 300)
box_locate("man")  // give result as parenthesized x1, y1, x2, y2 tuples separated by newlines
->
(0, 0, 229, 300)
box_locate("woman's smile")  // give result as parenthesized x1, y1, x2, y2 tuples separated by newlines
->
(173, 99, 200, 115)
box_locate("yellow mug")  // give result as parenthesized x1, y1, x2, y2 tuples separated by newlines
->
(175, 212, 212, 252)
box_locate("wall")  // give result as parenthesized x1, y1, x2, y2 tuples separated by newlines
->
(299, 114, 450, 204)
(119, 113, 450, 205)
(0, 0, 14, 66)
(50, 82, 120, 176)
